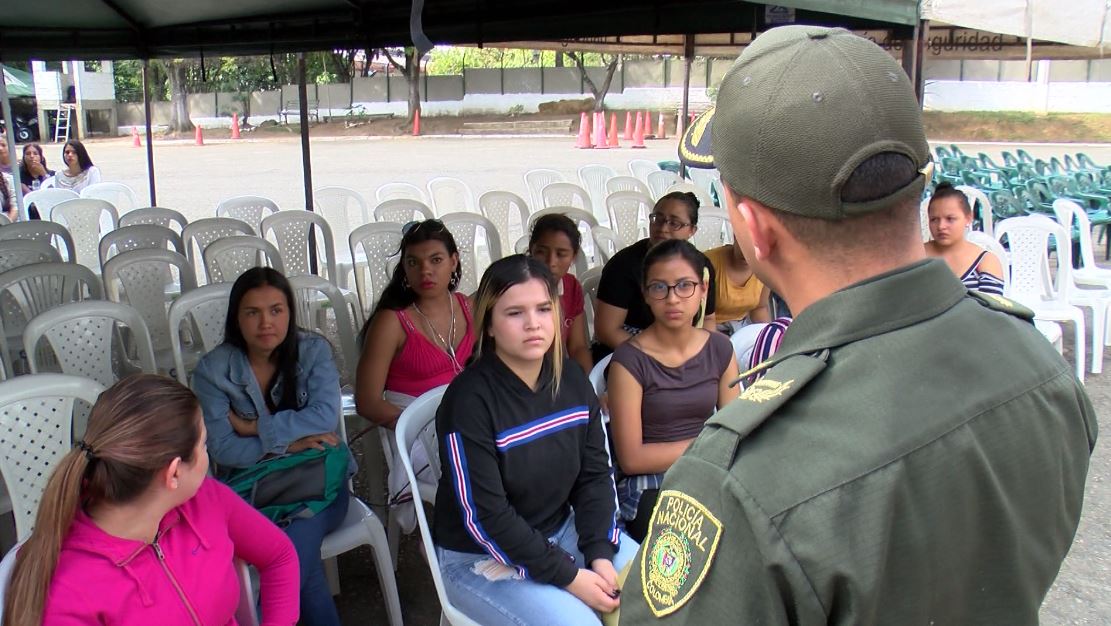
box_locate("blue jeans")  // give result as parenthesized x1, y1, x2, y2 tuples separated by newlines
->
(437, 514, 639, 626)
(285, 493, 349, 626)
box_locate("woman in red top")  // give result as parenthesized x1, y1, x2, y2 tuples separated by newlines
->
(528, 213, 592, 374)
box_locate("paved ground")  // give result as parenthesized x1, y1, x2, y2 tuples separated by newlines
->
(54, 135, 1111, 624)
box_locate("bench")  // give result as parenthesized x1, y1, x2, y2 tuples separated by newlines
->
(279, 100, 320, 124)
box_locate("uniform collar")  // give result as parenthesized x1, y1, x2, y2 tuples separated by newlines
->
(778, 259, 965, 358)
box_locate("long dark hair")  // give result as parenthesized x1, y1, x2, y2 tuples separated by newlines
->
(19, 143, 49, 179)
(471, 255, 564, 393)
(642, 239, 709, 326)
(362, 219, 462, 331)
(528, 213, 582, 253)
(656, 190, 701, 226)
(3, 375, 201, 626)
(224, 267, 301, 411)
(63, 140, 94, 172)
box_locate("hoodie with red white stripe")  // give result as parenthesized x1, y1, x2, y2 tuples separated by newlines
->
(433, 352, 620, 587)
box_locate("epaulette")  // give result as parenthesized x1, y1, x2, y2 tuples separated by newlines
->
(707, 350, 829, 440)
(967, 291, 1035, 322)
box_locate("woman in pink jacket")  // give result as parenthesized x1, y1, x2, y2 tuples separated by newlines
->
(2, 374, 300, 626)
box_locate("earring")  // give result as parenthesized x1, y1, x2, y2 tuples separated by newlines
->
(449, 274, 459, 290)
(403, 277, 411, 290)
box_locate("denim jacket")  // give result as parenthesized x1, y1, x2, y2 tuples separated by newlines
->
(192, 331, 342, 470)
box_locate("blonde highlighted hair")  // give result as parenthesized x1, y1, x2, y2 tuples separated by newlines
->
(470, 254, 564, 394)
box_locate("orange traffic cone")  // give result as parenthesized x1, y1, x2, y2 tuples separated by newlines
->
(607, 113, 620, 148)
(593, 112, 609, 149)
(230, 113, 242, 140)
(657, 112, 667, 140)
(623, 112, 634, 140)
(131, 126, 141, 148)
(412, 108, 421, 136)
(631, 112, 646, 149)
(576, 112, 593, 149)
(194, 125, 204, 146)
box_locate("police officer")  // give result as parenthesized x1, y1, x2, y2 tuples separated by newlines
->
(620, 25, 1097, 624)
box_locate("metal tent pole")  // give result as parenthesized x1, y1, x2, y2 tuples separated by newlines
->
(0, 70, 26, 221)
(680, 34, 694, 179)
(297, 53, 319, 275)
(142, 60, 157, 206)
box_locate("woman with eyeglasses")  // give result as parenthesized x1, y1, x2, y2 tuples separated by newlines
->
(593, 191, 718, 362)
(355, 219, 474, 530)
(607, 239, 738, 542)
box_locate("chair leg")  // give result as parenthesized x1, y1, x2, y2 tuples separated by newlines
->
(1090, 307, 1105, 375)
(363, 517, 404, 626)
(1073, 320, 1086, 383)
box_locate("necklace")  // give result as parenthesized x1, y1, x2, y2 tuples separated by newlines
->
(412, 296, 463, 373)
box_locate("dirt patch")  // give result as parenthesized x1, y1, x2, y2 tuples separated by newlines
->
(924, 111, 1111, 143)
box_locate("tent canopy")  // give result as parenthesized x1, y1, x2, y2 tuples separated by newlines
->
(921, 0, 1110, 50)
(1, 0, 917, 61)
(0, 66, 34, 97)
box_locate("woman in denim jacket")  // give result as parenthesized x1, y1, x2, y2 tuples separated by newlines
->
(192, 267, 346, 626)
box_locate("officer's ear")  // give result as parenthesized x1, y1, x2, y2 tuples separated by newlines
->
(725, 189, 780, 264)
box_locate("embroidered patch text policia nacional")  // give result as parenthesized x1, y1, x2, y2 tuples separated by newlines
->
(640, 490, 722, 617)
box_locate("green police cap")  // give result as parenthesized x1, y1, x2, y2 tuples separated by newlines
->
(691, 25, 930, 221)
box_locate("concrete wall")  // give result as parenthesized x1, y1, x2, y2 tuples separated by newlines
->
(624, 59, 665, 88)
(187, 93, 216, 117)
(251, 90, 281, 116)
(426, 76, 463, 101)
(463, 68, 501, 95)
(543, 68, 580, 94)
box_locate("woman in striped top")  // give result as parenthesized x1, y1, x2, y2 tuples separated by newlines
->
(925, 183, 1005, 295)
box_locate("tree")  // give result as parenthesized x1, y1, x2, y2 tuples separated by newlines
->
(566, 53, 621, 112)
(164, 59, 194, 134)
(382, 47, 424, 122)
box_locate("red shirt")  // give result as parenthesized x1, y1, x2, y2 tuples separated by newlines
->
(560, 273, 584, 345)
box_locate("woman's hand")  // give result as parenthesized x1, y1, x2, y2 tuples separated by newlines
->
(591, 558, 619, 590)
(565, 568, 620, 613)
(287, 432, 340, 453)
(228, 410, 258, 436)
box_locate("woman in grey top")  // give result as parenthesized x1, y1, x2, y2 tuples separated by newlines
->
(608, 239, 738, 542)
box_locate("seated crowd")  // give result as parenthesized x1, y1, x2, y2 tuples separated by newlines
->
(1, 174, 1011, 625)
(0, 137, 102, 221)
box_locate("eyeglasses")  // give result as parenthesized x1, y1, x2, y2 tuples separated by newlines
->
(649, 213, 692, 231)
(645, 279, 700, 300)
(402, 219, 445, 236)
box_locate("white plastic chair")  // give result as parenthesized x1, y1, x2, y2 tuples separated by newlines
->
(646, 170, 681, 200)
(168, 283, 232, 385)
(441, 212, 503, 295)
(524, 169, 564, 213)
(965, 231, 1010, 289)
(427, 177, 477, 216)
(995, 215, 1098, 380)
(182, 217, 255, 284)
(349, 222, 404, 317)
(589, 353, 612, 400)
(628, 159, 661, 183)
(98, 224, 185, 271)
(690, 209, 730, 251)
(1034, 319, 1064, 355)
(479, 190, 530, 258)
(394, 385, 482, 626)
(592, 226, 620, 267)
(215, 196, 279, 234)
(202, 236, 284, 284)
(118, 206, 188, 234)
(81, 182, 139, 214)
(103, 249, 197, 373)
(0, 221, 76, 264)
(958, 185, 994, 237)
(50, 198, 119, 272)
(1053, 199, 1111, 291)
(260, 211, 339, 283)
(22, 188, 77, 221)
(528, 208, 597, 275)
(24, 300, 157, 387)
(729, 323, 770, 373)
(289, 275, 359, 386)
(0, 240, 61, 270)
(710, 179, 727, 210)
(578, 165, 617, 225)
(687, 168, 721, 200)
(315, 187, 371, 287)
(0, 374, 105, 539)
(605, 190, 652, 249)
(376, 182, 426, 204)
(665, 182, 715, 214)
(606, 175, 652, 198)
(541, 182, 592, 214)
(374, 198, 433, 224)
(919, 196, 933, 243)
(580, 266, 602, 340)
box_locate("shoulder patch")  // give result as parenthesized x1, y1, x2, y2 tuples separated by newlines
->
(967, 290, 1035, 321)
(708, 352, 828, 440)
(640, 490, 722, 617)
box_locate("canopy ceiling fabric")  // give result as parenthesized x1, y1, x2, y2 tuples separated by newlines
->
(0, 65, 35, 97)
(921, 0, 1111, 49)
(0, 0, 918, 61)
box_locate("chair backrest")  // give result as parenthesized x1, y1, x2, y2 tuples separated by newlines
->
(182, 217, 255, 279)
(202, 235, 285, 284)
(376, 182, 426, 204)
(215, 196, 279, 233)
(664, 182, 715, 213)
(393, 385, 482, 626)
(956, 184, 994, 237)
(349, 222, 404, 317)
(690, 209, 730, 251)
(528, 208, 596, 274)
(578, 165, 617, 223)
(605, 190, 651, 249)
(730, 323, 770, 372)
(0, 374, 105, 539)
(628, 158, 661, 182)
(427, 177, 476, 216)
(103, 249, 197, 353)
(479, 190, 530, 257)
(118, 206, 188, 233)
(24, 300, 157, 388)
(22, 188, 78, 219)
(687, 168, 720, 199)
(374, 198, 434, 223)
(0, 240, 61, 272)
(289, 275, 358, 386)
(0, 221, 76, 264)
(580, 266, 602, 340)
(50, 198, 119, 270)
(80, 182, 139, 214)
(591, 226, 619, 267)
(440, 212, 503, 294)
(260, 210, 339, 283)
(995, 215, 1070, 306)
(646, 170, 681, 200)
(589, 353, 612, 400)
(606, 175, 651, 198)
(542, 182, 592, 214)
(314, 187, 370, 253)
(1052, 199, 1098, 271)
(523, 168, 564, 212)
(98, 224, 184, 270)
(168, 283, 232, 385)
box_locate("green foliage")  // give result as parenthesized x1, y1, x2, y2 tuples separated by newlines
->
(113, 60, 145, 103)
(425, 47, 616, 75)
